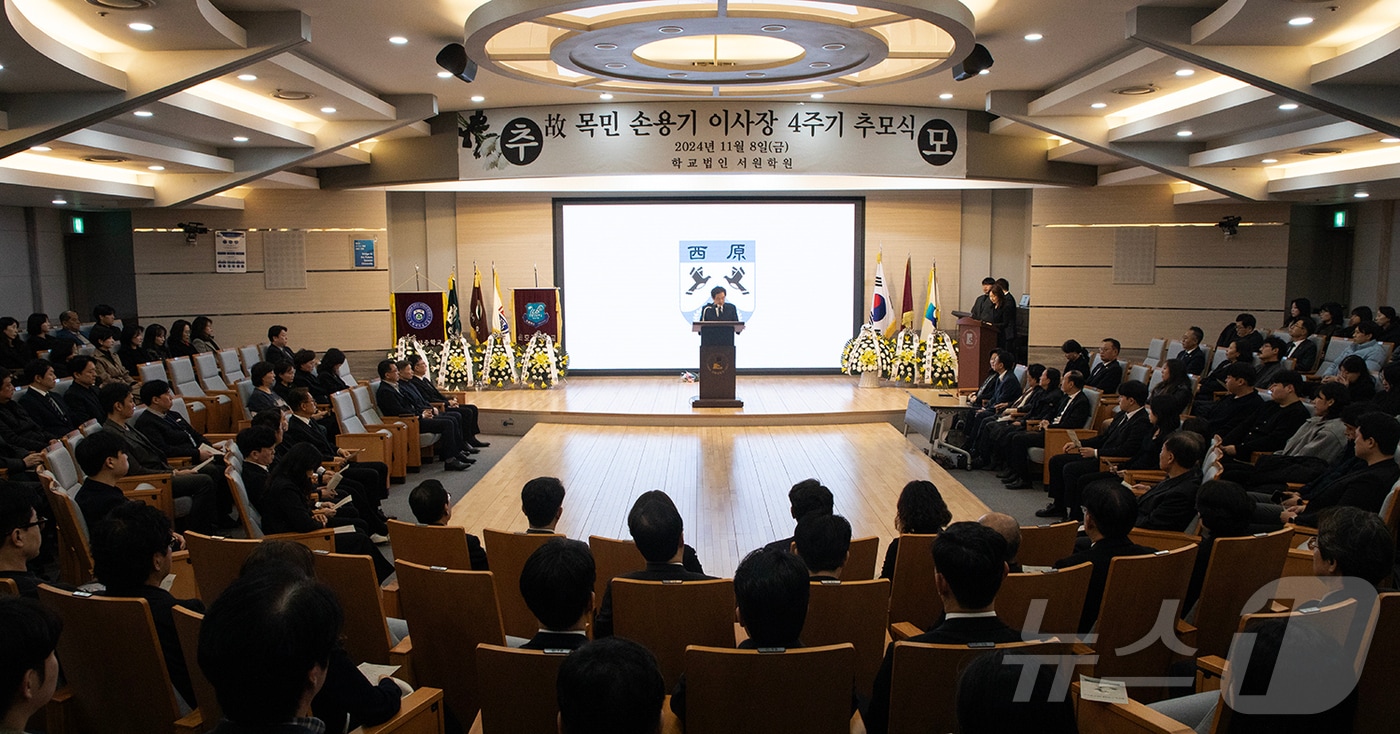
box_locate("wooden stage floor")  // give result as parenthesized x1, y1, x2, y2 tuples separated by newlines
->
(447, 421, 988, 578)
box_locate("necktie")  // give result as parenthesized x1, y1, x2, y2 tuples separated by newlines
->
(48, 395, 66, 419)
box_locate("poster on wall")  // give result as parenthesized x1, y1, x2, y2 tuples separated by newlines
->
(353, 238, 377, 268)
(215, 231, 247, 273)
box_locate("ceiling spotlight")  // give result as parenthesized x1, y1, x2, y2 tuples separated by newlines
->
(1175, 68, 1194, 77)
(1354, 192, 1370, 198)
(237, 73, 258, 81)
(604, 63, 627, 69)
(133, 110, 153, 117)
(29, 146, 51, 152)
(52, 197, 67, 206)
(1278, 103, 1299, 110)
(939, 93, 953, 100)
(436, 71, 453, 78)
(978, 69, 989, 75)
(1382, 138, 1400, 144)
(1176, 130, 1193, 137)
(1023, 33, 1043, 41)
(272, 90, 314, 100)
(658, 26, 684, 34)
(760, 24, 787, 32)
(148, 165, 165, 171)
(1288, 17, 1313, 27)
(809, 62, 831, 69)
(946, 37, 993, 78)
(810, 93, 824, 99)
(1261, 158, 1278, 164)
(470, 95, 485, 103)
(1090, 102, 1107, 109)
(744, 72, 765, 78)
(668, 72, 688, 78)
(320, 106, 337, 114)
(822, 43, 845, 51)
(127, 22, 153, 31)
(595, 43, 618, 50)
(0, 64, 5, 71)
(232, 136, 249, 142)
(83, 155, 128, 163)
(599, 93, 614, 100)
(389, 36, 408, 45)
(1217, 216, 1241, 238)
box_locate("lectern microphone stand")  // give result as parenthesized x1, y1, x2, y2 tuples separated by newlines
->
(691, 321, 745, 408)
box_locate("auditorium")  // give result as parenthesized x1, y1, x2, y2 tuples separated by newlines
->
(0, 0, 1398, 731)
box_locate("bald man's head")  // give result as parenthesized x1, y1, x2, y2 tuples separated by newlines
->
(978, 513, 1021, 565)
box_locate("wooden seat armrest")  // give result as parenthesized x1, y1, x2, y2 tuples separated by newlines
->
(390, 636, 412, 656)
(203, 433, 237, 443)
(1072, 682, 1196, 734)
(1248, 451, 1271, 464)
(174, 710, 204, 733)
(1285, 482, 1304, 490)
(201, 388, 238, 400)
(354, 686, 443, 734)
(1197, 655, 1227, 679)
(1268, 601, 1291, 613)
(266, 529, 337, 551)
(1042, 428, 1099, 455)
(1120, 470, 1166, 484)
(337, 434, 389, 450)
(1287, 523, 1317, 538)
(387, 633, 414, 687)
(1097, 456, 1133, 471)
(1175, 619, 1197, 650)
(381, 578, 400, 618)
(167, 456, 192, 468)
(889, 621, 923, 641)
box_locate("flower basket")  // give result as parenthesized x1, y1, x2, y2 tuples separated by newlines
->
(841, 324, 893, 386)
(519, 333, 569, 389)
(481, 332, 519, 388)
(437, 335, 478, 390)
(889, 328, 925, 384)
(922, 330, 958, 388)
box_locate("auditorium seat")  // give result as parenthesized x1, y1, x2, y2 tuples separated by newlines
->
(588, 535, 646, 612)
(886, 533, 941, 632)
(45, 485, 94, 585)
(611, 578, 736, 690)
(681, 643, 856, 734)
(1018, 520, 1079, 567)
(389, 519, 478, 570)
(802, 578, 889, 698)
(357, 383, 432, 469)
(995, 562, 1092, 639)
(1356, 593, 1400, 734)
(329, 390, 403, 481)
(184, 531, 335, 604)
(887, 639, 1070, 734)
(171, 607, 222, 729)
(217, 348, 247, 384)
(482, 529, 564, 638)
(312, 549, 395, 666)
(472, 645, 568, 734)
(844, 535, 880, 580)
(1187, 528, 1294, 660)
(238, 344, 262, 375)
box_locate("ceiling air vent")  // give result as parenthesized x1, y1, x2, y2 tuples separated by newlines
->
(272, 90, 315, 101)
(1112, 85, 1157, 96)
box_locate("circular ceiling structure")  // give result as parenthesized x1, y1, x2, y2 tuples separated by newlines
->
(463, 0, 977, 97)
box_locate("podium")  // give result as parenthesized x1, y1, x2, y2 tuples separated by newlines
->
(691, 321, 745, 408)
(956, 316, 999, 390)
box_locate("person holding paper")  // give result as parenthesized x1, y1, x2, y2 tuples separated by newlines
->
(699, 286, 738, 347)
(137, 379, 237, 529)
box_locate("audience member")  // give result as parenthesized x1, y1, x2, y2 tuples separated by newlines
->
(1195, 340, 1244, 399)
(91, 501, 203, 709)
(971, 366, 1062, 470)
(87, 325, 132, 386)
(1195, 361, 1261, 435)
(190, 316, 219, 353)
(138, 379, 233, 524)
(375, 360, 469, 471)
(248, 361, 291, 415)
(955, 649, 1077, 734)
(265, 325, 295, 365)
(1224, 382, 1349, 488)
(1284, 298, 1312, 328)
(516, 476, 567, 534)
(594, 490, 714, 638)
(1283, 412, 1400, 528)
(1312, 505, 1395, 592)
(316, 348, 352, 395)
(53, 310, 92, 348)
(1060, 340, 1089, 377)
(236, 426, 278, 510)
(868, 522, 1021, 734)
(1053, 483, 1155, 632)
(0, 490, 54, 598)
(23, 313, 54, 359)
(1319, 322, 1385, 376)
(792, 512, 851, 580)
(977, 512, 1022, 573)
(168, 319, 196, 358)
(1216, 371, 1310, 465)
(403, 353, 488, 448)
(141, 323, 170, 363)
(1037, 379, 1152, 518)
(996, 370, 1090, 488)
(18, 359, 74, 439)
(1183, 480, 1255, 613)
(1315, 302, 1345, 340)
(72, 429, 131, 529)
(879, 479, 952, 579)
(1284, 317, 1318, 372)
(273, 361, 298, 402)
(965, 363, 1044, 459)
(1254, 336, 1288, 387)
(556, 638, 665, 734)
(1378, 306, 1400, 344)
(1343, 306, 1373, 338)
(1059, 392, 1182, 517)
(1126, 430, 1204, 531)
(1085, 338, 1123, 392)
(118, 324, 145, 377)
(0, 318, 25, 371)
(291, 349, 330, 405)
(62, 356, 104, 426)
(969, 278, 996, 323)
(45, 341, 76, 378)
(1329, 354, 1378, 403)
(761, 478, 833, 553)
(1216, 313, 1262, 355)
(968, 349, 1019, 412)
(519, 538, 595, 651)
(0, 373, 50, 452)
(1151, 359, 1193, 416)
(0, 596, 62, 732)
(1376, 363, 1400, 415)
(408, 479, 487, 569)
(1176, 327, 1206, 376)
(392, 358, 472, 459)
(283, 388, 390, 517)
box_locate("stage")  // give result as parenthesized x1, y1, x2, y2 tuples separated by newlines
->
(446, 377, 985, 577)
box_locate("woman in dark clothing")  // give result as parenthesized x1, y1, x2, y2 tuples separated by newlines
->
(168, 319, 196, 358)
(1065, 394, 1182, 505)
(1314, 302, 1345, 340)
(255, 443, 394, 581)
(879, 480, 953, 580)
(1375, 363, 1400, 415)
(1335, 355, 1377, 403)
(142, 323, 170, 363)
(1340, 306, 1372, 340)
(318, 347, 353, 395)
(1284, 298, 1312, 329)
(1150, 359, 1193, 417)
(46, 341, 76, 378)
(247, 361, 290, 414)
(1376, 306, 1400, 345)
(272, 360, 298, 401)
(24, 313, 55, 359)
(986, 284, 1017, 350)
(0, 373, 50, 451)
(118, 323, 145, 377)
(190, 316, 219, 353)
(0, 317, 27, 370)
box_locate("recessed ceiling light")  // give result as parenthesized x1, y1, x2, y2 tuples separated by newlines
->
(470, 95, 485, 103)
(29, 146, 51, 152)
(51, 197, 67, 205)
(809, 62, 830, 69)
(127, 22, 153, 31)
(599, 93, 614, 100)
(744, 72, 765, 78)
(232, 136, 249, 142)
(83, 155, 128, 163)
(0, 64, 5, 71)
(1176, 130, 1193, 137)
(1023, 33, 1043, 41)
(604, 63, 627, 69)
(1175, 68, 1194, 77)
(1300, 147, 1343, 156)
(1288, 16, 1313, 26)
(760, 24, 786, 32)
(978, 69, 989, 75)
(669, 72, 689, 78)
(1090, 102, 1107, 109)
(388, 36, 408, 45)
(1261, 158, 1278, 164)
(810, 93, 824, 99)
(133, 110, 153, 117)
(320, 107, 337, 114)
(437, 70, 453, 78)
(1112, 85, 1157, 96)
(822, 43, 845, 51)
(939, 93, 953, 100)
(595, 43, 618, 50)
(1278, 103, 1299, 110)
(147, 165, 165, 171)
(272, 90, 314, 101)
(237, 74, 258, 81)
(1354, 192, 1370, 198)
(658, 26, 684, 34)
(1381, 138, 1400, 144)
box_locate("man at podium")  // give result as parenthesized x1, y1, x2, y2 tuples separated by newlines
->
(700, 286, 739, 346)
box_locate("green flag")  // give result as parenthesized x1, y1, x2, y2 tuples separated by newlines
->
(446, 271, 462, 338)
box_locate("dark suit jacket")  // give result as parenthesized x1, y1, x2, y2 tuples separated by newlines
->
(102, 419, 172, 474)
(521, 630, 589, 651)
(1086, 359, 1122, 393)
(1136, 470, 1202, 531)
(103, 584, 205, 708)
(1064, 354, 1090, 378)
(1048, 391, 1092, 429)
(991, 371, 1022, 407)
(1176, 347, 1207, 377)
(242, 463, 270, 509)
(265, 344, 296, 365)
(75, 477, 127, 530)
(375, 382, 418, 417)
(0, 401, 48, 452)
(255, 476, 321, 535)
(1222, 400, 1311, 456)
(1294, 460, 1400, 528)
(64, 383, 105, 427)
(594, 561, 716, 638)
(135, 409, 206, 462)
(284, 414, 337, 460)
(1203, 392, 1264, 437)
(1084, 408, 1153, 459)
(18, 388, 74, 439)
(699, 301, 739, 346)
(1285, 339, 1318, 373)
(969, 294, 994, 323)
(866, 616, 1023, 734)
(1055, 536, 1156, 632)
(1025, 388, 1064, 421)
(313, 645, 402, 734)
(294, 370, 329, 404)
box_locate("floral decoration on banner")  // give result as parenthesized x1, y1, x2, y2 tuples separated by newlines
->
(520, 333, 569, 389)
(923, 330, 958, 388)
(482, 332, 519, 387)
(841, 324, 893, 378)
(889, 329, 925, 384)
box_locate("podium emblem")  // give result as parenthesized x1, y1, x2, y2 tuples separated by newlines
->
(679, 240, 756, 321)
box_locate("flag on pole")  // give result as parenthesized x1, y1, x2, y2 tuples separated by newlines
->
(469, 266, 488, 344)
(887, 255, 914, 337)
(492, 265, 511, 336)
(870, 252, 892, 333)
(920, 264, 940, 341)
(446, 271, 462, 338)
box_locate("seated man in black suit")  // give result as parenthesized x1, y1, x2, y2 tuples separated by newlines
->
(792, 511, 851, 581)
(1086, 339, 1123, 393)
(593, 490, 714, 638)
(519, 538, 595, 651)
(1285, 317, 1319, 373)
(403, 354, 488, 449)
(1126, 430, 1204, 532)
(557, 638, 665, 734)
(52, 310, 91, 348)
(1283, 412, 1400, 528)
(998, 370, 1093, 489)
(408, 479, 487, 570)
(0, 594, 64, 733)
(671, 546, 815, 721)
(1216, 371, 1311, 468)
(522, 476, 566, 534)
(17, 359, 74, 439)
(136, 379, 234, 527)
(1253, 337, 1288, 387)
(236, 426, 278, 510)
(1037, 379, 1153, 519)
(394, 358, 474, 457)
(374, 360, 469, 471)
(264, 324, 295, 365)
(0, 491, 58, 599)
(1176, 327, 1207, 377)
(867, 522, 1024, 734)
(1215, 313, 1263, 355)
(284, 387, 390, 502)
(98, 383, 218, 534)
(761, 478, 833, 553)
(72, 429, 132, 530)
(1053, 483, 1155, 633)
(91, 501, 204, 710)
(1194, 362, 1262, 433)
(61, 356, 104, 427)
